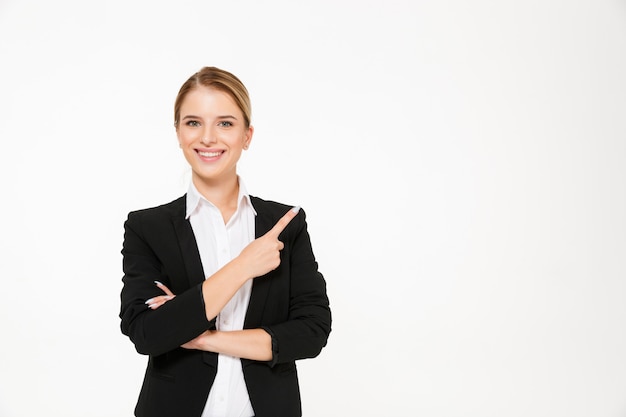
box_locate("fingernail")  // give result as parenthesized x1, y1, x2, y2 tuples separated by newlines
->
(154, 281, 163, 286)
(291, 206, 300, 214)
(145, 298, 153, 305)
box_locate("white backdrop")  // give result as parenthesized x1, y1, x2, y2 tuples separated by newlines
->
(1, 1, 625, 416)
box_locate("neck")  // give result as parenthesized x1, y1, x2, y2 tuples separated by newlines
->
(192, 173, 240, 211)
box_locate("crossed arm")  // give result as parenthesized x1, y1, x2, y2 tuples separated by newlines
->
(147, 280, 271, 361)
(142, 207, 300, 361)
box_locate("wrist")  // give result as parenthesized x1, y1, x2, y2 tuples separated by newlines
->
(202, 330, 219, 352)
(227, 257, 253, 282)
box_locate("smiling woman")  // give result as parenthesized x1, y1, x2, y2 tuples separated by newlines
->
(176, 86, 253, 219)
(119, 67, 332, 417)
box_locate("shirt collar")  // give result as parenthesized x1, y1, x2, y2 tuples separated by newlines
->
(185, 176, 256, 219)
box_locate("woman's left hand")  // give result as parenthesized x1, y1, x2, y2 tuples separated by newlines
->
(145, 281, 176, 309)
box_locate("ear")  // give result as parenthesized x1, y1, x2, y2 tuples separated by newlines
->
(176, 127, 182, 148)
(243, 125, 254, 150)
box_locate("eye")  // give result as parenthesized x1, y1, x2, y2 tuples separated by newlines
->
(185, 120, 201, 127)
(217, 121, 233, 127)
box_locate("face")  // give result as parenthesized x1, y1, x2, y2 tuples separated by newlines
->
(176, 86, 253, 186)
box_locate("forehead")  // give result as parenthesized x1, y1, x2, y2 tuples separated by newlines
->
(180, 86, 241, 116)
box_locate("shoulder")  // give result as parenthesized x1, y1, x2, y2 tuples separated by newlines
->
(250, 195, 292, 214)
(250, 195, 305, 222)
(126, 195, 186, 224)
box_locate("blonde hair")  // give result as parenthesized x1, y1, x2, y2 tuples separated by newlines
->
(174, 66, 251, 128)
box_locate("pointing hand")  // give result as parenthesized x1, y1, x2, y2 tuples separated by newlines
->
(236, 206, 300, 279)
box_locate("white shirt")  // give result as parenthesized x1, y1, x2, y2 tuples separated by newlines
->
(186, 178, 256, 417)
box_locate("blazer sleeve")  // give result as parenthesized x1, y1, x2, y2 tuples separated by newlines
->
(262, 208, 332, 366)
(119, 209, 213, 357)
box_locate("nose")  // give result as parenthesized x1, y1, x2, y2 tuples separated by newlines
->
(200, 127, 217, 146)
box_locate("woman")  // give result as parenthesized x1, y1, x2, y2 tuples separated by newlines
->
(119, 66, 331, 417)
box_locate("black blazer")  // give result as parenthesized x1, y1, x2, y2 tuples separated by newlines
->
(120, 195, 331, 417)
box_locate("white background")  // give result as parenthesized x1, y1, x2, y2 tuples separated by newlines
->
(1, 1, 625, 416)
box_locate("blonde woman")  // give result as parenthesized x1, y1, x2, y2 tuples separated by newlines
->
(120, 66, 331, 417)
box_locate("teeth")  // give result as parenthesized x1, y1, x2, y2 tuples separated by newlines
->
(198, 151, 221, 157)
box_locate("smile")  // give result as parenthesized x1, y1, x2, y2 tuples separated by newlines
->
(197, 150, 224, 158)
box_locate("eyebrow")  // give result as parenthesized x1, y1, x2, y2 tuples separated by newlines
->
(181, 114, 238, 120)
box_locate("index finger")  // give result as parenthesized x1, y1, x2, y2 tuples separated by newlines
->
(267, 206, 300, 237)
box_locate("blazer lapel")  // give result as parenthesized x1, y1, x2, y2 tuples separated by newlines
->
(171, 198, 206, 288)
(244, 198, 276, 328)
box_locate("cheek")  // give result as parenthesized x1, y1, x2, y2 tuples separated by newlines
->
(178, 130, 199, 146)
